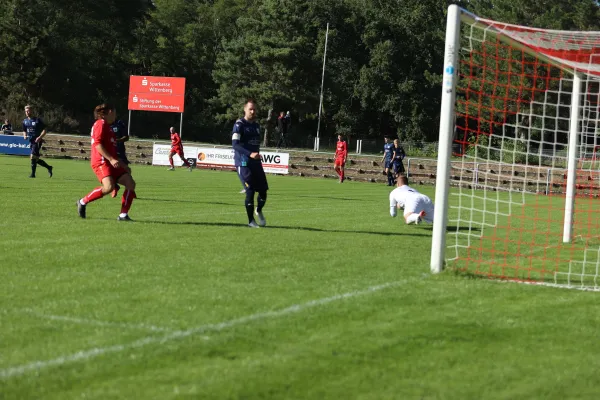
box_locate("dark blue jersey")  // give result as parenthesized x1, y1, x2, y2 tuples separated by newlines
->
(23, 117, 45, 142)
(111, 120, 128, 158)
(383, 142, 394, 160)
(232, 118, 261, 167)
(392, 145, 405, 162)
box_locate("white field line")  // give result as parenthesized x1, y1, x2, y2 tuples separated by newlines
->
(0, 280, 409, 379)
(18, 309, 176, 333)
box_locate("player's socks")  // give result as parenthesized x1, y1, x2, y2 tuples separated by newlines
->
(120, 190, 136, 214)
(406, 213, 420, 224)
(30, 159, 37, 177)
(169, 158, 174, 168)
(245, 202, 255, 224)
(341, 170, 345, 182)
(37, 159, 50, 169)
(81, 187, 104, 205)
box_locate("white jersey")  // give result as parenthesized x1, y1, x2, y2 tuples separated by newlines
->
(389, 185, 434, 222)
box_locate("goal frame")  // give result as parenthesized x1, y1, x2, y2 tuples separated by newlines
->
(430, 5, 584, 274)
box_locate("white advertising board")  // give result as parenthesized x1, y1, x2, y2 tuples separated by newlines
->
(152, 144, 289, 174)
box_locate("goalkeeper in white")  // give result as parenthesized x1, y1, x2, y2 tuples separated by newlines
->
(389, 175, 434, 224)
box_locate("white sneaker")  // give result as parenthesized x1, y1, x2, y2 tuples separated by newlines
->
(167, 167, 175, 171)
(255, 209, 266, 227)
(239, 189, 246, 194)
(188, 166, 193, 172)
(248, 221, 261, 228)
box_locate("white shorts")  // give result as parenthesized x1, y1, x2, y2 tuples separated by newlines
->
(403, 195, 434, 222)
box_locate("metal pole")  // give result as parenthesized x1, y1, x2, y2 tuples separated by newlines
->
(430, 5, 461, 274)
(563, 73, 582, 243)
(179, 113, 183, 139)
(127, 110, 132, 136)
(316, 23, 329, 152)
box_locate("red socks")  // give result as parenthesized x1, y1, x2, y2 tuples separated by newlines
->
(82, 187, 104, 204)
(121, 190, 136, 214)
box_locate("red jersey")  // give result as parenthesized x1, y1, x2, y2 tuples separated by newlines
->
(335, 140, 347, 159)
(90, 119, 117, 168)
(170, 132, 182, 147)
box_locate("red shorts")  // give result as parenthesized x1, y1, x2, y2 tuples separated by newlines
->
(334, 158, 345, 167)
(92, 163, 128, 183)
(170, 146, 184, 157)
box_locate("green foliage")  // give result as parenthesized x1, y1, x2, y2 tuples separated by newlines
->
(0, 0, 599, 143)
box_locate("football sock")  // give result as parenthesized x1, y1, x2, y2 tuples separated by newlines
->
(120, 190, 136, 214)
(406, 213, 420, 224)
(340, 170, 345, 181)
(37, 159, 50, 169)
(257, 191, 267, 212)
(82, 187, 104, 205)
(169, 158, 174, 167)
(245, 189, 255, 223)
(31, 159, 37, 176)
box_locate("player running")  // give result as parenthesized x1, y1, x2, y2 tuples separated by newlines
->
(232, 99, 268, 228)
(381, 136, 394, 186)
(333, 134, 347, 183)
(168, 127, 192, 171)
(22, 105, 53, 178)
(391, 139, 406, 178)
(76, 104, 137, 221)
(389, 175, 434, 224)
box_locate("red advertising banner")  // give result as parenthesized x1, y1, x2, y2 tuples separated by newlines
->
(128, 76, 185, 113)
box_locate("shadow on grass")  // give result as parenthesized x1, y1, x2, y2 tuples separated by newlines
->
(296, 195, 369, 202)
(422, 225, 482, 233)
(124, 219, 431, 237)
(137, 197, 238, 206)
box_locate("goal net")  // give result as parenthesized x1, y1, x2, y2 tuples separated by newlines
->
(431, 6, 600, 290)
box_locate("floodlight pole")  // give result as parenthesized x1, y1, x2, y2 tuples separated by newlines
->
(179, 113, 183, 139)
(316, 22, 329, 152)
(127, 110, 132, 136)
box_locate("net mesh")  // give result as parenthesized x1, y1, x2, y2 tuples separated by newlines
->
(448, 14, 600, 289)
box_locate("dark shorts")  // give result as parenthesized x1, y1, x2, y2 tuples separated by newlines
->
(118, 152, 130, 165)
(393, 161, 405, 174)
(384, 159, 392, 169)
(237, 162, 269, 192)
(30, 140, 42, 157)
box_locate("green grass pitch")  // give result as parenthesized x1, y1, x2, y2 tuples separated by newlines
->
(1, 155, 600, 399)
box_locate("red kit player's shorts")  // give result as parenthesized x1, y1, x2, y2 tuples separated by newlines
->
(170, 145, 185, 158)
(334, 158, 345, 167)
(92, 164, 127, 183)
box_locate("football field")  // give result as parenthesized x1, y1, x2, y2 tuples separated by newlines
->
(1, 155, 599, 399)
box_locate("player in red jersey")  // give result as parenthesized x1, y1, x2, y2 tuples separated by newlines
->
(168, 127, 192, 171)
(333, 134, 348, 183)
(76, 104, 137, 221)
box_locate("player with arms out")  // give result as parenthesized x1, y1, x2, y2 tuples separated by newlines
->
(333, 134, 347, 183)
(232, 99, 268, 228)
(110, 119, 130, 198)
(381, 136, 394, 186)
(168, 127, 192, 171)
(76, 104, 137, 221)
(22, 105, 53, 178)
(389, 175, 434, 225)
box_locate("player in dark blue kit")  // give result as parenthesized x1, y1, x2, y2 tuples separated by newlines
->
(110, 119, 130, 198)
(22, 105, 53, 178)
(392, 138, 406, 178)
(381, 136, 395, 186)
(232, 99, 268, 228)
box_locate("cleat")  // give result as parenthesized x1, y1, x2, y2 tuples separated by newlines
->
(117, 215, 133, 222)
(248, 220, 261, 228)
(77, 200, 86, 219)
(167, 167, 175, 171)
(255, 209, 266, 227)
(416, 210, 426, 225)
(111, 184, 120, 198)
(29, 174, 35, 178)
(188, 165, 193, 172)
(239, 189, 246, 194)
(48, 166, 53, 178)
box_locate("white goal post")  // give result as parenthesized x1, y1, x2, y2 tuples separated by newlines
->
(430, 5, 600, 290)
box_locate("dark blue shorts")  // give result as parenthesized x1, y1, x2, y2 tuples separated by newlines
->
(237, 162, 269, 192)
(384, 159, 392, 169)
(393, 161, 405, 174)
(30, 140, 42, 157)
